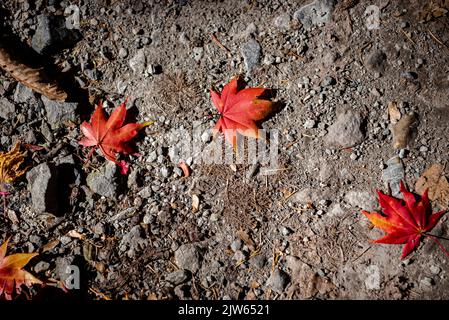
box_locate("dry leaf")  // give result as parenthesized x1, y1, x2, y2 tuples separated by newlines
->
(387, 101, 401, 124)
(66, 230, 86, 240)
(391, 113, 417, 150)
(236, 229, 256, 251)
(192, 194, 200, 212)
(0, 142, 29, 193)
(415, 163, 449, 208)
(0, 47, 67, 101)
(178, 162, 190, 177)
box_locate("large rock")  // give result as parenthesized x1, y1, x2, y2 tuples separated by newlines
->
(86, 162, 118, 198)
(294, 0, 336, 30)
(174, 244, 202, 273)
(325, 109, 365, 148)
(41, 96, 78, 130)
(26, 163, 59, 214)
(32, 14, 81, 54)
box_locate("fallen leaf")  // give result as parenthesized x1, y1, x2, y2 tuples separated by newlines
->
(391, 113, 417, 150)
(0, 47, 67, 101)
(79, 100, 152, 174)
(210, 76, 275, 150)
(66, 230, 86, 240)
(361, 181, 447, 259)
(178, 162, 190, 177)
(0, 238, 42, 300)
(415, 163, 449, 208)
(0, 142, 29, 195)
(387, 101, 401, 124)
(192, 194, 200, 212)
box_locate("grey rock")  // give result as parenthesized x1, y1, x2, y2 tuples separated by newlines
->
(165, 269, 190, 285)
(86, 162, 118, 198)
(26, 162, 59, 214)
(93, 222, 107, 235)
(421, 277, 435, 287)
(32, 14, 81, 54)
(174, 244, 202, 273)
(344, 190, 377, 211)
(294, 0, 336, 30)
(321, 76, 336, 87)
(118, 47, 128, 58)
(250, 254, 266, 269)
(303, 119, 316, 129)
(192, 47, 203, 62)
(267, 268, 290, 293)
(0, 98, 16, 119)
(230, 239, 242, 252)
(34, 261, 50, 273)
(273, 13, 291, 30)
(137, 186, 153, 199)
(13, 83, 40, 105)
(41, 96, 78, 130)
(430, 265, 442, 275)
(55, 256, 76, 283)
(280, 226, 293, 236)
(129, 49, 146, 74)
(366, 50, 387, 73)
(240, 39, 261, 75)
(325, 109, 365, 148)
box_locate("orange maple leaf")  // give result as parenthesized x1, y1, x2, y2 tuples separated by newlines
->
(362, 181, 448, 259)
(0, 238, 42, 300)
(210, 77, 274, 150)
(79, 99, 152, 174)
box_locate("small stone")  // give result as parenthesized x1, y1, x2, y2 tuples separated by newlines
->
(93, 222, 107, 235)
(419, 146, 428, 153)
(201, 130, 212, 143)
(118, 47, 128, 58)
(230, 239, 242, 252)
(192, 47, 203, 62)
(430, 265, 442, 275)
(129, 49, 146, 74)
(240, 39, 261, 76)
(263, 54, 275, 65)
(321, 76, 335, 87)
(294, 0, 336, 30)
(0, 98, 16, 119)
(303, 119, 316, 129)
(165, 269, 190, 285)
(34, 261, 50, 273)
(60, 236, 72, 245)
(86, 162, 118, 198)
(267, 268, 290, 293)
(273, 13, 291, 30)
(26, 163, 59, 214)
(233, 250, 246, 262)
(250, 255, 266, 269)
(280, 226, 293, 236)
(350, 153, 358, 161)
(174, 244, 202, 273)
(325, 109, 365, 148)
(420, 277, 434, 287)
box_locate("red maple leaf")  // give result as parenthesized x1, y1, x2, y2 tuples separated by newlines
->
(0, 238, 42, 300)
(362, 181, 448, 259)
(210, 77, 274, 150)
(79, 100, 151, 174)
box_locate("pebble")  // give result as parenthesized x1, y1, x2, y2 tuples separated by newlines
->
(0, 98, 16, 120)
(34, 261, 50, 273)
(86, 162, 118, 198)
(420, 277, 434, 287)
(325, 109, 365, 148)
(26, 162, 59, 215)
(240, 39, 261, 75)
(303, 119, 316, 129)
(344, 190, 378, 211)
(118, 47, 128, 58)
(267, 268, 290, 293)
(41, 96, 79, 130)
(174, 244, 202, 273)
(230, 239, 242, 252)
(165, 269, 190, 285)
(280, 226, 293, 236)
(430, 265, 442, 275)
(129, 49, 146, 74)
(293, 0, 336, 30)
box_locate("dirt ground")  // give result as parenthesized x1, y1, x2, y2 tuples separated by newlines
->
(1, 0, 449, 300)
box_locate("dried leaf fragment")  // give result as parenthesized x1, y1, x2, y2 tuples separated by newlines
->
(415, 163, 449, 208)
(191, 194, 200, 212)
(387, 101, 401, 124)
(391, 113, 417, 150)
(0, 47, 67, 101)
(0, 142, 29, 193)
(0, 238, 42, 300)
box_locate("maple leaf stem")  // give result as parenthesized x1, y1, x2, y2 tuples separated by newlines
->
(425, 234, 449, 259)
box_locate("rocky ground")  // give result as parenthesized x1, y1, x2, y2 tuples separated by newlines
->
(1, 0, 449, 300)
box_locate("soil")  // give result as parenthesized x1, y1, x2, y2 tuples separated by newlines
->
(1, 0, 449, 300)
